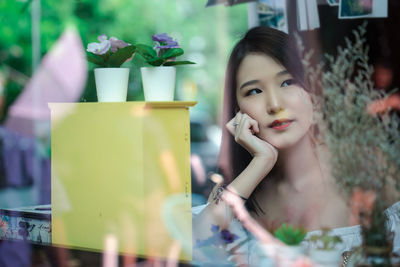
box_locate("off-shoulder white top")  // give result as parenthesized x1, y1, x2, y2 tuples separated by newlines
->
(192, 201, 400, 266)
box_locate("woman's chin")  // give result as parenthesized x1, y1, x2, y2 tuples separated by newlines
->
(272, 143, 291, 150)
(267, 138, 298, 150)
(263, 131, 311, 150)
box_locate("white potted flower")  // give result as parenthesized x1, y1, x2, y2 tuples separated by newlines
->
(136, 33, 195, 101)
(273, 224, 307, 263)
(308, 228, 343, 267)
(86, 34, 135, 102)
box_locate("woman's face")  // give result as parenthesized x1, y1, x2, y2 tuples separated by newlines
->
(236, 53, 313, 149)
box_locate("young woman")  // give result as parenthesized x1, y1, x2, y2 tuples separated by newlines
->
(193, 26, 399, 264)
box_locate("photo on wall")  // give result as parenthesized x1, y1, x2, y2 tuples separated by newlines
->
(326, 0, 339, 6)
(206, 0, 256, 6)
(339, 0, 387, 19)
(258, 0, 288, 33)
(339, 0, 372, 17)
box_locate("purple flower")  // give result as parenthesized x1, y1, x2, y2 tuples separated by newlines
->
(211, 224, 220, 233)
(152, 33, 180, 50)
(220, 230, 239, 244)
(152, 33, 173, 43)
(220, 229, 239, 244)
(195, 224, 239, 248)
(109, 37, 130, 53)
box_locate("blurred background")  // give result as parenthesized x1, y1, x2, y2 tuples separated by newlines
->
(1, 0, 400, 207)
(1, 0, 400, 266)
(0, 0, 250, 208)
(0, 2, 248, 265)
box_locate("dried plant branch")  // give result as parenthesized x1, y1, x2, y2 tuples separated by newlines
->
(297, 22, 400, 207)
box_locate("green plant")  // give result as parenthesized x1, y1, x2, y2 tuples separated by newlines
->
(297, 22, 400, 248)
(299, 22, 400, 198)
(273, 224, 307, 246)
(136, 33, 195, 66)
(309, 228, 343, 250)
(86, 34, 136, 68)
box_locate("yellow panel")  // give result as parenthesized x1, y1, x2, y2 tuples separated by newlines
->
(49, 101, 195, 261)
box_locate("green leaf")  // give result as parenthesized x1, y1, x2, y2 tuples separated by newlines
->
(273, 223, 306, 246)
(87, 52, 106, 67)
(309, 230, 343, 250)
(147, 57, 164, 66)
(161, 48, 183, 60)
(108, 45, 136, 68)
(163, 60, 196, 66)
(136, 44, 157, 60)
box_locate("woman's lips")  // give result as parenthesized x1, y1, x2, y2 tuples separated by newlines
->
(268, 119, 293, 130)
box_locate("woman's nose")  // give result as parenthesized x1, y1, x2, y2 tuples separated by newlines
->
(266, 87, 283, 114)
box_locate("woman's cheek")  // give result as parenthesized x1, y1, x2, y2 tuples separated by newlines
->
(297, 89, 312, 106)
(239, 103, 260, 121)
(300, 91, 314, 126)
(289, 89, 313, 118)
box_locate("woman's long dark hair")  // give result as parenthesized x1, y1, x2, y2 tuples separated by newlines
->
(218, 26, 306, 214)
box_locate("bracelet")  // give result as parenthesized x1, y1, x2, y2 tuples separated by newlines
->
(225, 186, 248, 201)
(212, 185, 248, 204)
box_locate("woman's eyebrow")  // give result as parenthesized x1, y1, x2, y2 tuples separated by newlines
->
(239, 80, 259, 90)
(276, 70, 290, 77)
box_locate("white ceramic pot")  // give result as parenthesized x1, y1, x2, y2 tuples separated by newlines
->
(94, 68, 129, 102)
(309, 249, 342, 267)
(278, 245, 305, 265)
(141, 66, 176, 101)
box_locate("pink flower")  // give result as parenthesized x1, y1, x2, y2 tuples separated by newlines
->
(349, 187, 377, 226)
(97, 34, 108, 42)
(87, 34, 131, 55)
(367, 93, 400, 114)
(87, 39, 111, 55)
(86, 34, 135, 67)
(109, 37, 130, 53)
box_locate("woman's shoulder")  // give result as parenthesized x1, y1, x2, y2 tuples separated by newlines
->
(385, 200, 400, 217)
(385, 201, 400, 253)
(192, 203, 250, 247)
(305, 201, 400, 253)
(192, 203, 208, 216)
(304, 224, 363, 252)
(192, 203, 248, 240)
(384, 200, 400, 234)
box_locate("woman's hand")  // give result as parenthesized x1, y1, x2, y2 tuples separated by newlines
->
(226, 112, 278, 163)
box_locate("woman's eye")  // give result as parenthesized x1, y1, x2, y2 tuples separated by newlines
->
(281, 79, 295, 87)
(245, 88, 262, 96)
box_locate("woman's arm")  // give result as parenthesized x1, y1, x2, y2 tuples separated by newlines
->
(193, 112, 277, 241)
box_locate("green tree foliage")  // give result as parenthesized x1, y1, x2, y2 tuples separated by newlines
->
(0, 0, 248, 121)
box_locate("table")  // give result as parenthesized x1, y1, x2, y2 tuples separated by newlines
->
(0, 205, 51, 245)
